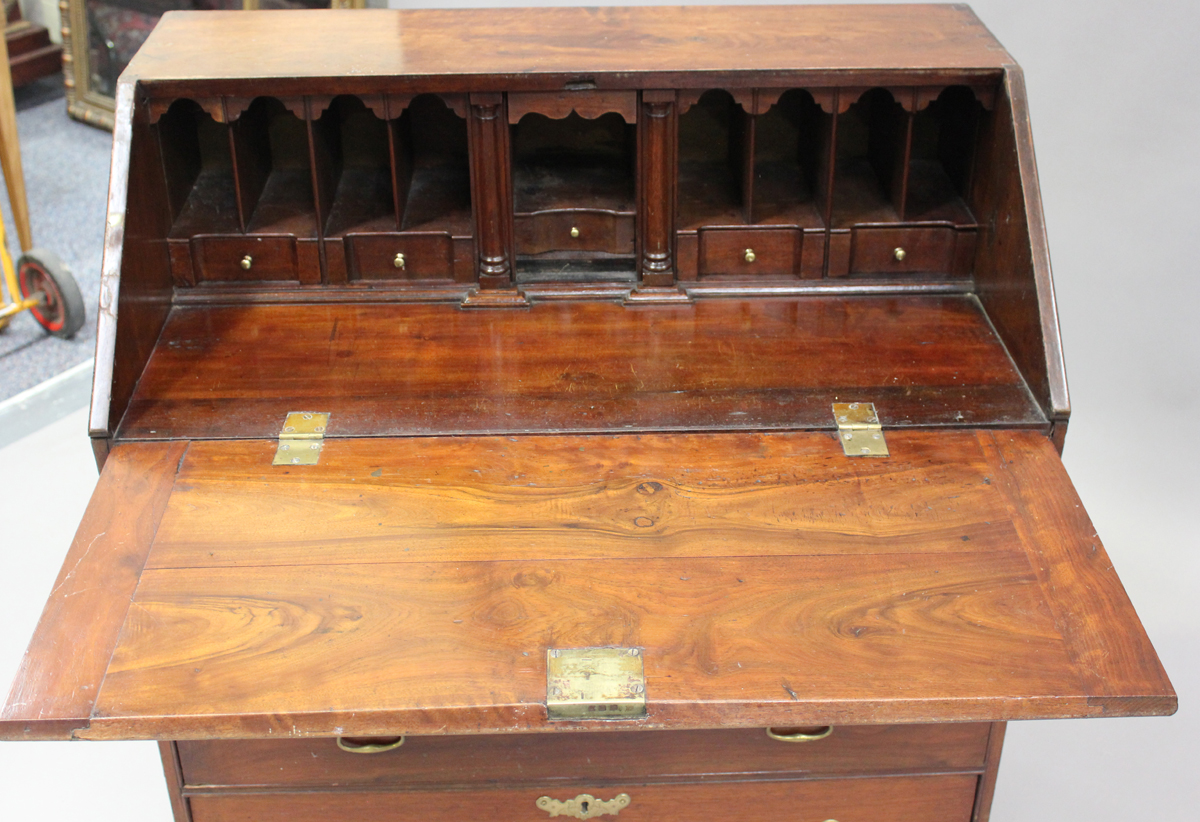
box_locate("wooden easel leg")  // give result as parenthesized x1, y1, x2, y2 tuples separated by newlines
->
(0, 34, 33, 253)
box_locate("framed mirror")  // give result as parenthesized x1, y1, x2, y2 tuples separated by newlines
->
(62, 0, 366, 129)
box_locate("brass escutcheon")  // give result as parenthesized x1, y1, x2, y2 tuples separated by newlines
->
(537, 793, 631, 819)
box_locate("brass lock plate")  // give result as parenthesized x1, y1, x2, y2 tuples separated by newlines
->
(546, 647, 646, 720)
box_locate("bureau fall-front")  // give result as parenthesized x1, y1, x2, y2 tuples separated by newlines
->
(0, 6, 1175, 822)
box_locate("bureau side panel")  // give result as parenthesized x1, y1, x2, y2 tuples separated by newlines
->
(91, 81, 177, 465)
(971, 67, 1070, 435)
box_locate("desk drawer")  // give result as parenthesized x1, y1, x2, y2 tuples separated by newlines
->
(849, 226, 955, 274)
(699, 228, 801, 277)
(189, 774, 978, 822)
(179, 724, 990, 789)
(346, 232, 456, 281)
(193, 235, 299, 283)
(515, 210, 635, 255)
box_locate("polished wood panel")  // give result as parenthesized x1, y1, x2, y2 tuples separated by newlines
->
(513, 210, 635, 256)
(187, 774, 979, 822)
(179, 724, 991, 789)
(127, 7, 1010, 89)
(0, 442, 185, 739)
(14, 430, 1157, 742)
(147, 432, 1023, 570)
(983, 431, 1176, 712)
(116, 296, 1045, 441)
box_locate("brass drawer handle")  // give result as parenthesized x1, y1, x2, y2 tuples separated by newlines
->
(537, 793, 631, 819)
(744, 248, 756, 263)
(336, 735, 405, 754)
(394, 252, 406, 269)
(893, 247, 906, 261)
(570, 226, 580, 238)
(766, 726, 834, 742)
(240, 255, 253, 270)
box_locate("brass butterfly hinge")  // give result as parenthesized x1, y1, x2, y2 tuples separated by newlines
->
(832, 402, 888, 457)
(273, 411, 330, 466)
(536, 793, 631, 819)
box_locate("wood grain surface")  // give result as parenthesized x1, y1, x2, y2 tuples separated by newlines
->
(116, 296, 1045, 440)
(185, 774, 979, 822)
(0, 442, 185, 739)
(127, 7, 1009, 90)
(0, 429, 1164, 741)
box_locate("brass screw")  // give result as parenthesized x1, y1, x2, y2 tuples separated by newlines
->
(744, 249, 756, 263)
(893, 247, 906, 261)
(240, 255, 253, 270)
(394, 252, 406, 269)
(570, 226, 580, 238)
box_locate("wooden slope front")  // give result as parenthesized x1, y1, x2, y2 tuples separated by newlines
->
(1, 430, 1174, 741)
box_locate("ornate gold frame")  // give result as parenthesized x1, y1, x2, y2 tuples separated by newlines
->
(60, 0, 366, 130)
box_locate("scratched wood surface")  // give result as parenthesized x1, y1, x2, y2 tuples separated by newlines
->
(0, 429, 1169, 741)
(116, 296, 1045, 441)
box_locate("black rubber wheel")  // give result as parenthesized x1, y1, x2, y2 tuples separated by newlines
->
(17, 249, 85, 339)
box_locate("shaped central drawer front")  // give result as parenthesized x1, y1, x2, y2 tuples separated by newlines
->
(515, 211, 636, 255)
(193, 235, 299, 282)
(346, 233, 455, 281)
(699, 228, 802, 277)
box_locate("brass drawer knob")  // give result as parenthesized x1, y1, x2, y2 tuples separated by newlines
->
(240, 255, 253, 270)
(570, 226, 580, 238)
(537, 793, 631, 819)
(394, 252, 406, 269)
(766, 726, 834, 742)
(744, 248, 756, 263)
(336, 735, 405, 754)
(893, 247, 906, 261)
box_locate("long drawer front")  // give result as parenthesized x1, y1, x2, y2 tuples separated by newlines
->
(179, 724, 990, 789)
(190, 774, 978, 822)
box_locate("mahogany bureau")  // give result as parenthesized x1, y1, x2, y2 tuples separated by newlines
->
(1, 6, 1175, 822)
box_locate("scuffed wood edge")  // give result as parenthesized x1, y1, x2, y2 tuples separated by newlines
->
(0, 441, 188, 740)
(88, 79, 136, 442)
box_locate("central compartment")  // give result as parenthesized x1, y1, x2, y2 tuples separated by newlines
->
(510, 94, 638, 284)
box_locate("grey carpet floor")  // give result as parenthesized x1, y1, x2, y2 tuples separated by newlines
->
(0, 76, 112, 401)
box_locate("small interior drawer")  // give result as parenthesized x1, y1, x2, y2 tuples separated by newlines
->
(192, 235, 298, 283)
(187, 774, 979, 822)
(699, 228, 801, 277)
(849, 225, 955, 274)
(178, 724, 990, 789)
(515, 210, 635, 255)
(346, 232, 456, 281)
